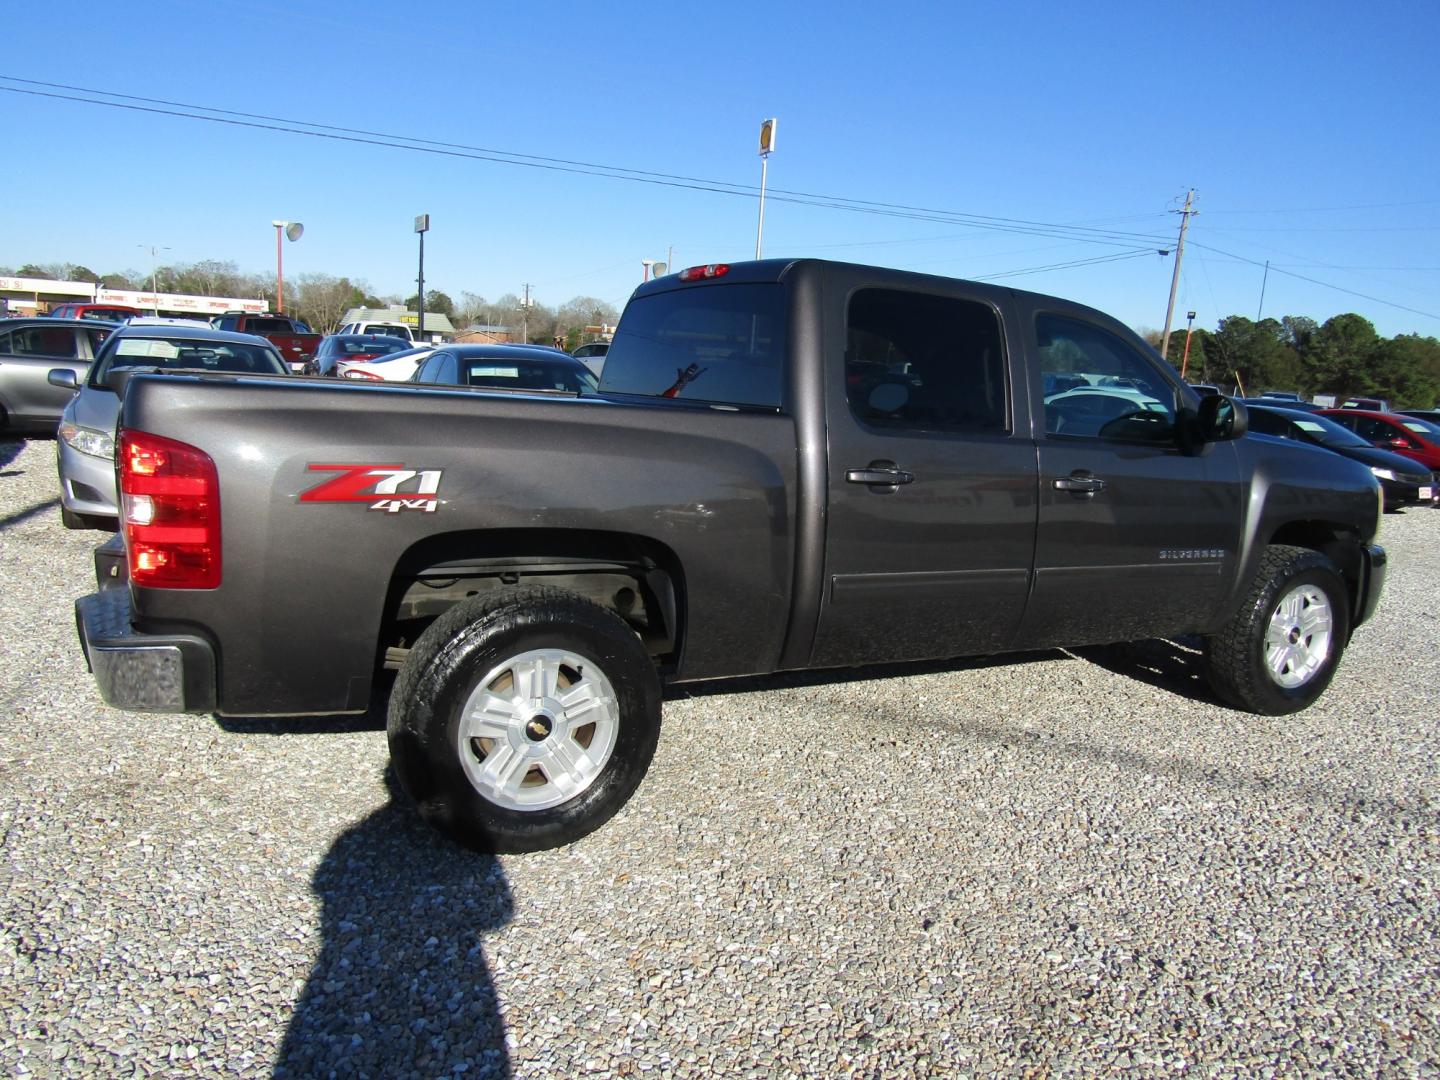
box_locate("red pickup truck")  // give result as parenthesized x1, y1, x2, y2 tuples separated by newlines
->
(210, 311, 321, 372)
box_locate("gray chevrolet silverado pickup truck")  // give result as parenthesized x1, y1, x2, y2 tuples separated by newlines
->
(75, 259, 1387, 852)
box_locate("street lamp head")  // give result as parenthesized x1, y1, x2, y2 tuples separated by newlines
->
(272, 220, 287, 228)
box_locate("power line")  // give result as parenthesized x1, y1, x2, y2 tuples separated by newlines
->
(0, 74, 1174, 251)
(1202, 199, 1440, 215)
(972, 248, 1160, 281)
(1188, 241, 1440, 322)
(5, 73, 1433, 320)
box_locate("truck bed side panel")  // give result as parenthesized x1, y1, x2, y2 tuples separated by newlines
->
(122, 377, 797, 715)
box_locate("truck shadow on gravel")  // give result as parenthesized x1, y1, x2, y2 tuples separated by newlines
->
(273, 769, 514, 1079)
(0, 497, 59, 532)
(1067, 636, 1219, 704)
(0, 437, 24, 471)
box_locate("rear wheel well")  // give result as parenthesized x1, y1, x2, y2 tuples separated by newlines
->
(378, 530, 684, 675)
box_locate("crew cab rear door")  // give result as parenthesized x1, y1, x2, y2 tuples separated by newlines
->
(1010, 297, 1244, 649)
(809, 275, 1038, 667)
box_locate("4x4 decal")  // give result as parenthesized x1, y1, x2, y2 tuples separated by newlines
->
(300, 463, 443, 513)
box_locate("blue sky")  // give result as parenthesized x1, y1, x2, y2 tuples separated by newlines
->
(3, 0, 1437, 338)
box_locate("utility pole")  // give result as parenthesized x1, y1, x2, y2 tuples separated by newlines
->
(1159, 189, 1196, 363)
(1257, 260, 1270, 321)
(521, 283, 531, 344)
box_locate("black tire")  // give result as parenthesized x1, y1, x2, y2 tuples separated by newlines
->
(386, 586, 661, 853)
(60, 505, 118, 531)
(1203, 545, 1351, 715)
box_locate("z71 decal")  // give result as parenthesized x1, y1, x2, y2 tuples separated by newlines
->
(300, 464, 444, 513)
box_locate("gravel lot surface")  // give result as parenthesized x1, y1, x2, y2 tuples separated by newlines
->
(1, 434, 1437, 1078)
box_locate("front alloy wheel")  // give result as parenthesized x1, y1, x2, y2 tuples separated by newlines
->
(1203, 544, 1351, 715)
(1264, 582, 1334, 689)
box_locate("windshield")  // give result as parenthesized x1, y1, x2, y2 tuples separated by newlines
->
(464, 359, 598, 394)
(243, 317, 305, 334)
(92, 335, 286, 383)
(1289, 415, 1371, 448)
(1401, 418, 1440, 440)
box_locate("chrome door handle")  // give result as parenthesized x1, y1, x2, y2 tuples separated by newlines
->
(847, 467, 915, 486)
(1053, 474, 1107, 494)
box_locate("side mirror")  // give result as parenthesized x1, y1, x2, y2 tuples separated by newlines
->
(1196, 394, 1248, 443)
(47, 369, 79, 391)
(1388, 436, 1412, 450)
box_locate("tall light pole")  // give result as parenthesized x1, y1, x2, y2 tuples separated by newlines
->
(137, 244, 171, 315)
(755, 118, 777, 259)
(1180, 310, 1197, 379)
(414, 213, 429, 341)
(641, 259, 654, 282)
(272, 220, 304, 313)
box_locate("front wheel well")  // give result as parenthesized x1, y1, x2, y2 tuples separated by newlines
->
(378, 529, 685, 675)
(1265, 520, 1367, 621)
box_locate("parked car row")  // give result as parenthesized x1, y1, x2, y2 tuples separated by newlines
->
(13, 308, 1438, 543)
(1244, 405, 1436, 511)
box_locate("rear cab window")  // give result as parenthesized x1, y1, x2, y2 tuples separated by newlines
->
(599, 283, 784, 409)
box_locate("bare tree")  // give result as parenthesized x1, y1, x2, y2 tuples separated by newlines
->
(295, 273, 361, 334)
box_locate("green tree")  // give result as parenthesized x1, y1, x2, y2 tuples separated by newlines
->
(1307, 314, 1382, 399)
(68, 265, 102, 284)
(1371, 334, 1440, 409)
(100, 270, 144, 290)
(404, 290, 456, 319)
(1205, 316, 1301, 395)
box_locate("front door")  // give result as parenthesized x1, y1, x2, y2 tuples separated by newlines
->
(810, 283, 1038, 668)
(1013, 304, 1244, 649)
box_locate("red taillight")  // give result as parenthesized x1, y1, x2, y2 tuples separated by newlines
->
(678, 263, 731, 281)
(343, 368, 383, 380)
(119, 429, 221, 589)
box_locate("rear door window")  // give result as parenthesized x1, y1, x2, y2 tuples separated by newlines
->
(5, 325, 78, 358)
(845, 288, 1007, 433)
(600, 283, 784, 408)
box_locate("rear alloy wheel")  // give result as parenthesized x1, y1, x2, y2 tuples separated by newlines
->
(387, 587, 661, 853)
(1203, 544, 1351, 715)
(456, 647, 621, 812)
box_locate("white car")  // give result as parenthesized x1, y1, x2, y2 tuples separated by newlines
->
(1043, 386, 1171, 438)
(335, 345, 435, 382)
(337, 320, 415, 343)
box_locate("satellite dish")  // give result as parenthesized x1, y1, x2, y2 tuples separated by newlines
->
(285, 222, 305, 242)
(652, 262, 667, 277)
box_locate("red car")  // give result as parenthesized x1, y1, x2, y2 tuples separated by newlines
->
(48, 302, 143, 322)
(1319, 409, 1440, 472)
